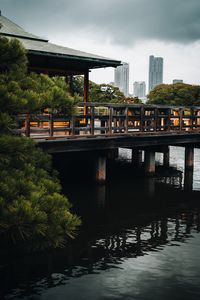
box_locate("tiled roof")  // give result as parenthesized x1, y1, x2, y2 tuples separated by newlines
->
(0, 15, 121, 67)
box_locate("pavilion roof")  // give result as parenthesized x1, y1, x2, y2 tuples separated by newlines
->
(0, 15, 121, 72)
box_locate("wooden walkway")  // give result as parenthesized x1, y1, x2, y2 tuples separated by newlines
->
(16, 103, 200, 140)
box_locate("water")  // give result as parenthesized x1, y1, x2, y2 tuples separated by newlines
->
(1, 146, 200, 300)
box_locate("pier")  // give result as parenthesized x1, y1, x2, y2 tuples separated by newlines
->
(15, 102, 200, 182)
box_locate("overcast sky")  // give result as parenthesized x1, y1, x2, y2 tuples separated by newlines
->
(1, 0, 200, 93)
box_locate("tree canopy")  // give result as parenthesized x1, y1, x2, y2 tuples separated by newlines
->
(0, 36, 81, 250)
(147, 83, 200, 106)
(70, 76, 125, 103)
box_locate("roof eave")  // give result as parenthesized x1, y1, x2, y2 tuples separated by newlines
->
(28, 50, 121, 69)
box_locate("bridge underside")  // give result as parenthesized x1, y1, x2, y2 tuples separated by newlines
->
(37, 132, 200, 153)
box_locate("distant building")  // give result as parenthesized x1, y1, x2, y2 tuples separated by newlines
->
(148, 55, 163, 92)
(133, 81, 146, 98)
(114, 62, 129, 96)
(173, 79, 183, 84)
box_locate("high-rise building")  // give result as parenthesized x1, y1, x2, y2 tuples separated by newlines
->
(114, 62, 129, 96)
(173, 79, 183, 84)
(148, 55, 163, 92)
(133, 81, 146, 98)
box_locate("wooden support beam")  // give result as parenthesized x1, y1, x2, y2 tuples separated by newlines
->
(185, 146, 194, 170)
(163, 147, 170, 167)
(108, 107, 113, 134)
(184, 169, 193, 191)
(84, 71, 89, 116)
(140, 106, 144, 131)
(124, 107, 128, 133)
(90, 106, 95, 135)
(179, 108, 183, 131)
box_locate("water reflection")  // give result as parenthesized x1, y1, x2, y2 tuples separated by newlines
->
(2, 147, 200, 299)
(2, 205, 200, 299)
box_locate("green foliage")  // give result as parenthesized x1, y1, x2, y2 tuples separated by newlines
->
(71, 75, 126, 103)
(0, 36, 27, 78)
(0, 36, 81, 249)
(0, 135, 81, 248)
(124, 96, 143, 104)
(0, 36, 77, 117)
(148, 83, 200, 106)
(90, 83, 125, 103)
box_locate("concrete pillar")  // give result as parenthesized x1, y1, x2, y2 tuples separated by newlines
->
(185, 147, 194, 170)
(95, 185, 106, 210)
(95, 156, 106, 183)
(144, 151, 155, 175)
(163, 149, 170, 167)
(132, 149, 143, 165)
(184, 169, 193, 191)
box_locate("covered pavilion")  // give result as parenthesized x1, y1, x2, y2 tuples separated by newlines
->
(0, 13, 121, 107)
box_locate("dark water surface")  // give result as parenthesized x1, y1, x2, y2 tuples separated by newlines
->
(1, 147, 200, 300)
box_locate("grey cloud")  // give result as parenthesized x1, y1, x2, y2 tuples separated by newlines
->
(1, 0, 200, 45)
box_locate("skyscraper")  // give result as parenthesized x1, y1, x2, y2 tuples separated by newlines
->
(133, 81, 146, 98)
(114, 62, 129, 96)
(148, 55, 163, 92)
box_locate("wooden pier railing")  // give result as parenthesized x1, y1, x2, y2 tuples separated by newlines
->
(15, 103, 200, 138)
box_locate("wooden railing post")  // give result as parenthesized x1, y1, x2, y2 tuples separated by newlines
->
(140, 106, 144, 132)
(190, 108, 194, 130)
(70, 116, 75, 136)
(49, 113, 54, 137)
(124, 107, 128, 134)
(90, 106, 94, 135)
(25, 112, 30, 137)
(154, 108, 158, 131)
(108, 107, 113, 134)
(179, 108, 183, 131)
(166, 108, 171, 131)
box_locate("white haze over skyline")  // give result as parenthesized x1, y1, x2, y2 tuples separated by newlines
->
(1, 0, 200, 94)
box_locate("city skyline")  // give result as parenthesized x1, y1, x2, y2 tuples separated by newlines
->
(148, 55, 163, 92)
(133, 81, 146, 98)
(1, 0, 200, 92)
(114, 62, 129, 96)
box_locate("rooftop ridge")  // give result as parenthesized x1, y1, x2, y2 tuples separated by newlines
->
(0, 15, 48, 42)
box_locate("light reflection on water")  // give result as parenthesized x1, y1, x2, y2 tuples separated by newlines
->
(2, 146, 200, 300)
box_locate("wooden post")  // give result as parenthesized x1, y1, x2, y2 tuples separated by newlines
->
(179, 108, 183, 131)
(95, 156, 106, 183)
(49, 113, 54, 137)
(190, 108, 193, 130)
(140, 106, 144, 132)
(25, 112, 30, 137)
(185, 147, 194, 170)
(144, 150, 155, 175)
(184, 169, 193, 191)
(124, 107, 128, 134)
(70, 116, 75, 136)
(154, 108, 158, 131)
(84, 70, 89, 117)
(166, 108, 171, 131)
(163, 148, 170, 167)
(108, 107, 113, 134)
(90, 106, 94, 135)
